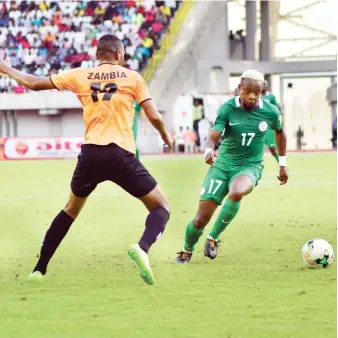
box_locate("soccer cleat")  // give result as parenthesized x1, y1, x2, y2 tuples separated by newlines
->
(28, 271, 45, 281)
(128, 244, 155, 285)
(204, 236, 220, 259)
(175, 250, 193, 264)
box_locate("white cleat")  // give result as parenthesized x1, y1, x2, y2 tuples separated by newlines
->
(128, 244, 155, 285)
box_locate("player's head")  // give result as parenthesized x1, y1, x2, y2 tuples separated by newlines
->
(233, 87, 240, 96)
(238, 70, 264, 110)
(262, 80, 268, 95)
(96, 34, 125, 65)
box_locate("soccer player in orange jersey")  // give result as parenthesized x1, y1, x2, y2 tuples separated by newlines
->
(0, 35, 173, 285)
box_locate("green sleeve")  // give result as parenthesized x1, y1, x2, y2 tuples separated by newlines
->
(211, 104, 228, 132)
(270, 94, 279, 108)
(134, 101, 142, 114)
(271, 105, 282, 131)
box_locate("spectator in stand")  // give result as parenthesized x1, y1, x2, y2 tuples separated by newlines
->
(192, 98, 204, 149)
(142, 34, 154, 56)
(0, 0, 181, 92)
(332, 117, 337, 149)
(151, 21, 164, 39)
(183, 127, 197, 154)
(198, 118, 210, 152)
(174, 126, 185, 153)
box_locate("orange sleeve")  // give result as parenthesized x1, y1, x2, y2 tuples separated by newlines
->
(134, 73, 151, 104)
(50, 69, 78, 92)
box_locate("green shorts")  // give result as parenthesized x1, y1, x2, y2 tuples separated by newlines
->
(264, 128, 276, 148)
(200, 165, 263, 204)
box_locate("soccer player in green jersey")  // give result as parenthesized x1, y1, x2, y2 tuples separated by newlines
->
(133, 101, 143, 159)
(175, 70, 288, 263)
(262, 80, 280, 163)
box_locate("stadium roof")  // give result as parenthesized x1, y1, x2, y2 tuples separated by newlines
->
(228, 0, 337, 61)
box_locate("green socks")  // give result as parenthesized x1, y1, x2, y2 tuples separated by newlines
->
(183, 221, 204, 252)
(209, 199, 240, 240)
(183, 199, 241, 251)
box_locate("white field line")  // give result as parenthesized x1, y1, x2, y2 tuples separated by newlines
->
(0, 178, 335, 202)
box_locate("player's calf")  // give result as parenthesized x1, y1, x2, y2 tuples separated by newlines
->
(182, 215, 210, 253)
(128, 205, 169, 285)
(175, 200, 218, 263)
(193, 213, 211, 229)
(129, 175, 170, 283)
(138, 206, 170, 253)
(32, 210, 75, 276)
(138, 185, 170, 254)
(32, 192, 87, 276)
(205, 175, 252, 259)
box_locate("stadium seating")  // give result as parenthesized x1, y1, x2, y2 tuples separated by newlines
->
(0, 0, 180, 93)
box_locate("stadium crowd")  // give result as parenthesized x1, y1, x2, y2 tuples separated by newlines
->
(0, 0, 180, 93)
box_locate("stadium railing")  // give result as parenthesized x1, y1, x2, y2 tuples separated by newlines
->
(142, 0, 194, 84)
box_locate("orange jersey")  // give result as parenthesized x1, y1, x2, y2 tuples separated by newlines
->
(50, 63, 151, 153)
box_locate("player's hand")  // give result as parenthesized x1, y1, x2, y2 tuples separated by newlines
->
(278, 166, 288, 185)
(161, 133, 173, 150)
(204, 148, 216, 166)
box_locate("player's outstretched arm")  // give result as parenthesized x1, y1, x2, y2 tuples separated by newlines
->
(0, 58, 55, 91)
(204, 130, 222, 166)
(141, 99, 173, 149)
(275, 128, 288, 185)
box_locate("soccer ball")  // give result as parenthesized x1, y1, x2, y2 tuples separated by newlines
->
(301, 239, 334, 268)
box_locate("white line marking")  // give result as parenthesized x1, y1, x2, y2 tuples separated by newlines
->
(0, 192, 122, 201)
(0, 180, 335, 202)
(265, 170, 320, 176)
(260, 181, 336, 185)
(0, 195, 48, 201)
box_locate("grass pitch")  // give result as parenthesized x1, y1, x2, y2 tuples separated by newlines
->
(0, 152, 336, 338)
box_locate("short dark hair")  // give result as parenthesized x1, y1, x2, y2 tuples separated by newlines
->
(97, 34, 122, 56)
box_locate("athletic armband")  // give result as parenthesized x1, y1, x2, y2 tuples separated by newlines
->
(279, 156, 286, 166)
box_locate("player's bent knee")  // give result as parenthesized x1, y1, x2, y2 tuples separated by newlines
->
(228, 191, 244, 202)
(160, 196, 170, 215)
(150, 194, 170, 214)
(64, 201, 85, 219)
(63, 206, 80, 219)
(140, 185, 170, 214)
(63, 193, 87, 219)
(152, 206, 170, 223)
(154, 190, 170, 212)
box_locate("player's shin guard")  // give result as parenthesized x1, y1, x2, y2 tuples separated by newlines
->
(209, 199, 240, 240)
(33, 210, 74, 275)
(138, 207, 169, 253)
(183, 221, 204, 252)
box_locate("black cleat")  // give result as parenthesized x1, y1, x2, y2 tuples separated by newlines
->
(204, 237, 220, 259)
(175, 251, 193, 264)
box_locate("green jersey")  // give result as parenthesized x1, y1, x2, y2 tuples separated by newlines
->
(263, 92, 278, 107)
(133, 101, 142, 139)
(212, 96, 282, 168)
